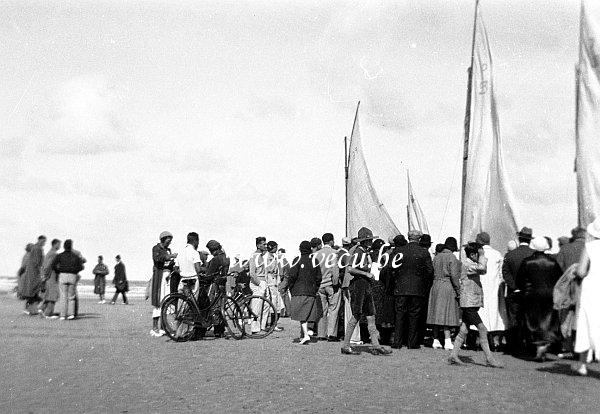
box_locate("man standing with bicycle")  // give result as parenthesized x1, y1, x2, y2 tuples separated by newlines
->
(249, 237, 270, 334)
(205, 240, 230, 338)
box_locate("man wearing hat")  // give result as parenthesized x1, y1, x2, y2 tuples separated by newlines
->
(338, 237, 361, 344)
(391, 229, 433, 349)
(556, 227, 587, 272)
(151, 231, 178, 337)
(204, 239, 231, 337)
(502, 226, 534, 355)
(341, 227, 392, 355)
(111, 255, 129, 305)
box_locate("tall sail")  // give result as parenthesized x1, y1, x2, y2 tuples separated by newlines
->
(460, 2, 518, 252)
(407, 170, 430, 234)
(576, 1, 600, 227)
(346, 103, 400, 240)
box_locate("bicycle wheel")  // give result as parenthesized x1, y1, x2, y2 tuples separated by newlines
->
(161, 293, 196, 342)
(237, 295, 278, 339)
(220, 296, 244, 340)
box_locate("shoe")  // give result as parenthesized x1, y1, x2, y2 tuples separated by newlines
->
(327, 336, 340, 342)
(158, 329, 166, 336)
(447, 355, 463, 365)
(38, 309, 44, 314)
(45, 315, 59, 319)
(110, 302, 115, 305)
(369, 347, 392, 356)
(59, 317, 66, 321)
(67, 315, 75, 320)
(98, 300, 106, 304)
(307, 330, 314, 336)
(341, 346, 361, 355)
(486, 357, 504, 368)
(573, 363, 588, 376)
(432, 339, 443, 349)
(557, 352, 574, 360)
(23, 310, 31, 316)
(534, 345, 549, 362)
(273, 326, 284, 332)
(150, 329, 162, 337)
(350, 340, 363, 345)
(299, 337, 311, 345)
(444, 339, 454, 350)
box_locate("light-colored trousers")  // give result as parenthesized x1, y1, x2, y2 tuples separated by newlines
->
(58, 273, 78, 318)
(250, 280, 270, 332)
(343, 289, 361, 342)
(317, 285, 342, 338)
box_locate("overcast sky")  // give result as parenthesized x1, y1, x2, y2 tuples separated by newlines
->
(1, 0, 582, 279)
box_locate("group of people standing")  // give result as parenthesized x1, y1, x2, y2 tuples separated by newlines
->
(16, 235, 128, 319)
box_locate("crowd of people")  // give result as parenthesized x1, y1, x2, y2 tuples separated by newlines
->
(16, 235, 129, 319)
(15, 219, 600, 376)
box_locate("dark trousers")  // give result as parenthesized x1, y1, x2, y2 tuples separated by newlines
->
(170, 272, 181, 294)
(505, 293, 523, 354)
(393, 295, 425, 348)
(111, 290, 128, 304)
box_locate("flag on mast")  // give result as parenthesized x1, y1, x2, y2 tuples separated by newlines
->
(407, 171, 430, 234)
(460, 2, 518, 252)
(576, 0, 600, 227)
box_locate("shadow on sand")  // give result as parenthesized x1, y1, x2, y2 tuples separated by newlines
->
(537, 362, 600, 380)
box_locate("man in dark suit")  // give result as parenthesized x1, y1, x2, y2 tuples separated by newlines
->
(391, 230, 434, 349)
(502, 227, 534, 355)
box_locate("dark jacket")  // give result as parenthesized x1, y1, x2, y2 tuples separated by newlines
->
(555, 238, 586, 272)
(52, 250, 84, 275)
(205, 250, 230, 284)
(113, 262, 128, 292)
(517, 251, 563, 300)
(288, 255, 322, 297)
(392, 242, 433, 297)
(502, 244, 534, 294)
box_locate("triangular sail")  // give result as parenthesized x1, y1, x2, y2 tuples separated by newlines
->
(576, 0, 600, 227)
(346, 104, 400, 240)
(407, 170, 430, 234)
(460, 2, 518, 252)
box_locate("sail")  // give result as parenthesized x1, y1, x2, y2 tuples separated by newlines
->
(407, 171, 430, 234)
(346, 105, 400, 240)
(460, 3, 518, 252)
(576, 1, 600, 228)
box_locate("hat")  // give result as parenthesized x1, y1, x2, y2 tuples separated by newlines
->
(419, 234, 432, 247)
(530, 236, 549, 252)
(516, 227, 533, 240)
(341, 237, 352, 245)
(310, 237, 322, 248)
(587, 218, 600, 239)
(475, 232, 490, 245)
(356, 227, 377, 242)
(407, 230, 422, 242)
(115, 254, 121, 260)
(571, 227, 586, 239)
(159, 231, 173, 240)
(444, 237, 458, 252)
(394, 234, 408, 247)
(435, 243, 445, 253)
(206, 240, 221, 252)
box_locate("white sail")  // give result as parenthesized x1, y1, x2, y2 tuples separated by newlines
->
(346, 105, 400, 240)
(576, 0, 600, 227)
(407, 170, 430, 234)
(461, 3, 518, 252)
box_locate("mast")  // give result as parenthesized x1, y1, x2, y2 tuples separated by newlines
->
(460, 0, 479, 246)
(346, 101, 361, 237)
(407, 170, 411, 232)
(344, 135, 349, 236)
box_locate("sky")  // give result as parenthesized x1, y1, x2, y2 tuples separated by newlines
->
(0, 0, 582, 279)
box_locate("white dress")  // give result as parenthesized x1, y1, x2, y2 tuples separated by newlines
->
(477, 246, 507, 332)
(575, 240, 600, 353)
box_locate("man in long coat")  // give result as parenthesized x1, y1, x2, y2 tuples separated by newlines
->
(19, 235, 46, 315)
(111, 255, 129, 304)
(151, 231, 177, 336)
(40, 239, 61, 318)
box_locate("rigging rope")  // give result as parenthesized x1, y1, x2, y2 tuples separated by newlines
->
(436, 146, 462, 241)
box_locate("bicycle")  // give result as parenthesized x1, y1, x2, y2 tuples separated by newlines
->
(230, 278, 279, 339)
(160, 275, 244, 342)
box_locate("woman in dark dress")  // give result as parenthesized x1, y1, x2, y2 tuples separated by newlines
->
(288, 241, 322, 344)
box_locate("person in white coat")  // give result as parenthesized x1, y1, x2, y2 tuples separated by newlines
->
(573, 218, 600, 376)
(475, 232, 507, 350)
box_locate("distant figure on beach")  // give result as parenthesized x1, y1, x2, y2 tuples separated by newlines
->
(111, 255, 129, 305)
(40, 239, 61, 318)
(16, 243, 33, 299)
(19, 235, 46, 315)
(93, 256, 109, 303)
(51, 239, 84, 320)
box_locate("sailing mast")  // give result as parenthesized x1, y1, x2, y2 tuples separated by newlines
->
(460, 0, 480, 247)
(345, 101, 361, 237)
(406, 170, 411, 232)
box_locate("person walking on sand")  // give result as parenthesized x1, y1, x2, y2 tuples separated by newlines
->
(110, 255, 129, 305)
(93, 256, 109, 304)
(19, 235, 46, 315)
